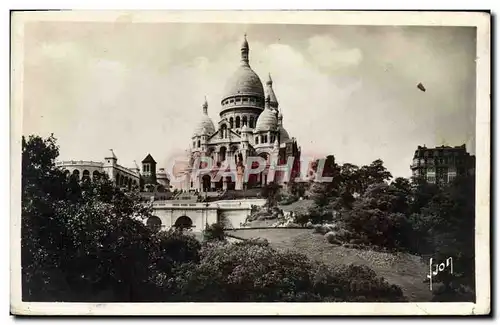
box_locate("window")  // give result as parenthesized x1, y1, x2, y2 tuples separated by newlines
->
(229, 117, 234, 129)
(197, 140, 201, 148)
(249, 117, 255, 128)
(243, 97, 248, 102)
(230, 99, 234, 103)
(236, 98, 241, 102)
(255, 137, 259, 144)
(236, 116, 240, 128)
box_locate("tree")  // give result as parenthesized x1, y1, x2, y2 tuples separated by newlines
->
(414, 175, 475, 301)
(203, 223, 226, 242)
(343, 183, 413, 250)
(261, 182, 281, 211)
(22, 134, 160, 301)
(358, 159, 393, 194)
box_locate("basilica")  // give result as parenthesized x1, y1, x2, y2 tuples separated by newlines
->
(180, 35, 301, 192)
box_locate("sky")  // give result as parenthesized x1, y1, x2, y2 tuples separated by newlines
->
(21, 22, 477, 178)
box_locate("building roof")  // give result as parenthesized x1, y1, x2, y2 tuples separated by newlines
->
(142, 154, 157, 164)
(278, 126, 290, 142)
(221, 35, 265, 103)
(255, 96, 278, 132)
(193, 98, 216, 136)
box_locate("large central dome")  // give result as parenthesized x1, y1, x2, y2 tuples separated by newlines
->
(222, 65, 264, 100)
(220, 35, 265, 109)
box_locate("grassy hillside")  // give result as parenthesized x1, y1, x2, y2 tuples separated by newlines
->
(226, 228, 432, 302)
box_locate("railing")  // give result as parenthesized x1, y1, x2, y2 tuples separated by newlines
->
(55, 160, 103, 167)
(152, 202, 217, 209)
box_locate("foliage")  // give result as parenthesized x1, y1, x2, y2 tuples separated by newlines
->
(260, 182, 281, 211)
(22, 134, 475, 303)
(324, 231, 342, 245)
(22, 134, 189, 302)
(162, 241, 407, 302)
(203, 223, 226, 242)
(342, 182, 413, 250)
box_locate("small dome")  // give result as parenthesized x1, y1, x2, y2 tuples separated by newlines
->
(222, 65, 264, 101)
(255, 100, 278, 132)
(278, 126, 290, 142)
(193, 115, 216, 136)
(193, 98, 216, 137)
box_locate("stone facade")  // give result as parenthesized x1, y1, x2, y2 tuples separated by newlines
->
(56, 150, 170, 192)
(410, 144, 475, 184)
(183, 35, 301, 192)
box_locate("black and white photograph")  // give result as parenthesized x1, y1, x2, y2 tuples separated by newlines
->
(9, 10, 490, 316)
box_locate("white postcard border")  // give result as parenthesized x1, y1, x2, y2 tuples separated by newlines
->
(10, 10, 491, 316)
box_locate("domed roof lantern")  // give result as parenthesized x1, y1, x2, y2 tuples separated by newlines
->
(202, 96, 208, 115)
(266, 73, 273, 86)
(241, 33, 249, 66)
(266, 73, 279, 109)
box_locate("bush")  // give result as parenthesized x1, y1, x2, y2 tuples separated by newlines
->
(293, 212, 310, 226)
(203, 223, 226, 242)
(313, 224, 328, 235)
(234, 237, 270, 247)
(324, 231, 342, 245)
(279, 193, 299, 206)
(163, 242, 407, 302)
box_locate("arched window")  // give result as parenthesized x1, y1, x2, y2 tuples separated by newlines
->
(242, 116, 248, 126)
(71, 169, 80, 180)
(236, 116, 240, 128)
(92, 170, 100, 181)
(220, 146, 227, 162)
(220, 125, 227, 139)
(147, 216, 162, 232)
(255, 137, 259, 144)
(229, 117, 234, 129)
(249, 116, 255, 128)
(197, 140, 201, 148)
(82, 170, 90, 182)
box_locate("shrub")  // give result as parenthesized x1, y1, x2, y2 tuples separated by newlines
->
(164, 242, 407, 302)
(324, 231, 342, 245)
(279, 193, 299, 206)
(313, 224, 329, 235)
(203, 223, 226, 242)
(293, 212, 310, 226)
(234, 237, 270, 247)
